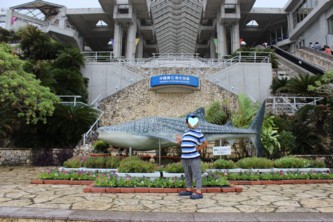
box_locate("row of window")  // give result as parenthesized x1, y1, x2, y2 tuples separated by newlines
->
(292, 0, 318, 28)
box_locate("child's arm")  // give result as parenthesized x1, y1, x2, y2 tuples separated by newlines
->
(196, 140, 208, 152)
(175, 134, 181, 145)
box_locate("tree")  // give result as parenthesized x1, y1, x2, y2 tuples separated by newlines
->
(0, 27, 19, 43)
(17, 25, 60, 60)
(45, 104, 99, 147)
(54, 47, 85, 70)
(0, 43, 60, 125)
(277, 73, 321, 96)
(270, 77, 288, 94)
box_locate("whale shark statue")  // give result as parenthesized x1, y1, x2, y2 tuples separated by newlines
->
(97, 102, 265, 156)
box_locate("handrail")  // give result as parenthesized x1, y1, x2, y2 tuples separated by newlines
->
(205, 76, 256, 102)
(58, 95, 82, 106)
(90, 76, 144, 108)
(266, 96, 324, 114)
(82, 110, 104, 146)
(272, 46, 325, 75)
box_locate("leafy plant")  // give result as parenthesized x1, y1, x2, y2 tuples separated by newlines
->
(162, 161, 208, 173)
(83, 156, 106, 168)
(261, 115, 280, 157)
(213, 159, 236, 169)
(63, 156, 82, 168)
(205, 101, 230, 125)
(118, 156, 156, 173)
(274, 156, 310, 168)
(236, 157, 274, 169)
(93, 140, 110, 153)
(277, 73, 321, 96)
(38, 169, 96, 180)
(105, 156, 121, 168)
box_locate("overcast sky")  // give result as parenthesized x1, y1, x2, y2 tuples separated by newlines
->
(1, 0, 289, 9)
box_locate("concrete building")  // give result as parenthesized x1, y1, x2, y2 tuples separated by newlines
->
(4, 0, 333, 57)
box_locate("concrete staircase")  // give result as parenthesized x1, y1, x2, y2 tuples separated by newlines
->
(295, 47, 333, 72)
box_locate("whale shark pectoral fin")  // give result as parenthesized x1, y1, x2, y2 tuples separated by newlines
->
(192, 107, 205, 121)
(144, 133, 177, 144)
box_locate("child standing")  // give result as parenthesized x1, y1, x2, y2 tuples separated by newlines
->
(176, 113, 208, 199)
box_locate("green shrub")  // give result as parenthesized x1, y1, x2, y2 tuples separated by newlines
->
(213, 159, 236, 169)
(105, 156, 121, 168)
(308, 159, 326, 168)
(163, 161, 208, 173)
(83, 156, 105, 168)
(118, 156, 156, 173)
(274, 156, 308, 168)
(163, 162, 184, 173)
(93, 140, 109, 153)
(236, 157, 274, 169)
(63, 156, 82, 168)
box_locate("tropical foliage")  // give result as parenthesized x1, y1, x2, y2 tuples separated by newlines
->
(205, 101, 230, 125)
(0, 43, 59, 137)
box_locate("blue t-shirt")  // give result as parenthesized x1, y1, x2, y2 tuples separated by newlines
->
(180, 128, 206, 159)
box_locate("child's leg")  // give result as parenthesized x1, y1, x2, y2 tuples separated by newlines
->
(191, 158, 202, 194)
(182, 159, 193, 191)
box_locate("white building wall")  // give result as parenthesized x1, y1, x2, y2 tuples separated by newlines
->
(211, 63, 272, 102)
(81, 63, 143, 103)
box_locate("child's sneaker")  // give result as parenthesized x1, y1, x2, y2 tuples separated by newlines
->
(190, 193, 203, 199)
(179, 190, 193, 196)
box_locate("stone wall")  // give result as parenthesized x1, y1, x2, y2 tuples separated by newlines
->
(0, 148, 73, 166)
(99, 78, 239, 125)
(0, 148, 32, 166)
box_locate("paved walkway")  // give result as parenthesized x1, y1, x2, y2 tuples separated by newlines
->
(0, 166, 333, 221)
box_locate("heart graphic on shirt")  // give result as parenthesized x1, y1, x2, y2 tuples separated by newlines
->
(188, 117, 199, 128)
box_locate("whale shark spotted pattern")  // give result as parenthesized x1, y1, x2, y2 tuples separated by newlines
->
(97, 102, 265, 156)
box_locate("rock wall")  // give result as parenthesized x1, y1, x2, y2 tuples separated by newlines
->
(0, 148, 32, 166)
(99, 78, 239, 125)
(0, 148, 73, 166)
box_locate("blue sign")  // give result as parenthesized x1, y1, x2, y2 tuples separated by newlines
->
(150, 74, 200, 88)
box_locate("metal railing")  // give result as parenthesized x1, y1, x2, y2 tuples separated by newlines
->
(82, 110, 103, 146)
(266, 96, 324, 114)
(57, 95, 104, 146)
(90, 76, 144, 108)
(58, 95, 82, 106)
(205, 76, 256, 102)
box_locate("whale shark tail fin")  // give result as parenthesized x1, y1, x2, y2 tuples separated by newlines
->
(249, 101, 266, 157)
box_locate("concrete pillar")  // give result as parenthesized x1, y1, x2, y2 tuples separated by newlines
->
(125, 22, 137, 59)
(136, 34, 144, 58)
(113, 23, 123, 58)
(5, 9, 13, 29)
(217, 23, 227, 58)
(231, 23, 240, 53)
(210, 36, 216, 58)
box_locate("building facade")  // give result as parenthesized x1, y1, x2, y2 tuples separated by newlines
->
(4, 0, 333, 58)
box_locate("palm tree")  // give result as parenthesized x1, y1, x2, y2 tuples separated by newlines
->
(270, 77, 288, 94)
(52, 68, 88, 102)
(45, 103, 99, 147)
(291, 122, 327, 154)
(17, 25, 58, 60)
(277, 73, 321, 96)
(54, 46, 85, 70)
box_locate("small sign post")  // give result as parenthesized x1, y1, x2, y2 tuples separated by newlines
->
(213, 146, 231, 156)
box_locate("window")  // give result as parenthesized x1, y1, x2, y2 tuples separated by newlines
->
(292, 0, 318, 28)
(225, 4, 236, 14)
(118, 5, 129, 14)
(328, 15, 333, 34)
